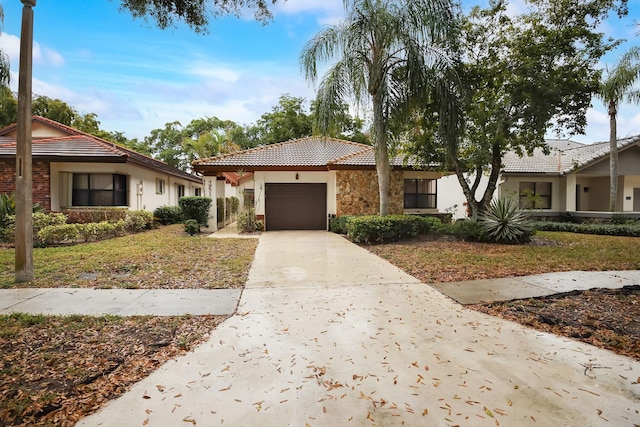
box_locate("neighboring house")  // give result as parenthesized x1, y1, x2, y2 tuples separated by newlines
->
(192, 137, 446, 231)
(0, 116, 203, 213)
(439, 136, 640, 219)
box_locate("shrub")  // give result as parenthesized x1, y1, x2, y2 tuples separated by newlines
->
(37, 224, 80, 245)
(216, 198, 224, 224)
(329, 215, 353, 234)
(180, 196, 212, 227)
(534, 221, 640, 237)
(224, 198, 231, 221)
(236, 208, 263, 233)
(125, 210, 153, 231)
(153, 205, 183, 225)
(64, 208, 127, 223)
(437, 219, 488, 242)
(32, 212, 68, 234)
(479, 198, 535, 244)
(183, 219, 201, 236)
(229, 197, 240, 215)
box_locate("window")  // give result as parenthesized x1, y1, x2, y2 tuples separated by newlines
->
(177, 184, 185, 199)
(404, 179, 436, 209)
(194, 187, 202, 197)
(156, 178, 165, 194)
(519, 182, 551, 209)
(243, 189, 255, 209)
(72, 173, 127, 207)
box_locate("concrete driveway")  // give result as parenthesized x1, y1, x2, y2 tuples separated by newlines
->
(78, 231, 640, 426)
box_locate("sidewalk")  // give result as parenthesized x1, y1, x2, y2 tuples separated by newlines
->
(0, 288, 241, 316)
(431, 269, 640, 304)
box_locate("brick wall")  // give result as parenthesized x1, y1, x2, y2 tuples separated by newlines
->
(0, 159, 51, 211)
(335, 169, 403, 216)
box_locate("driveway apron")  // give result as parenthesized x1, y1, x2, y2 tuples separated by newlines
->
(78, 231, 640, 427)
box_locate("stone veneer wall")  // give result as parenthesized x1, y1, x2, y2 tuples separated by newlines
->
(0, 160, 51, 211)
(336, 170, 403, 216)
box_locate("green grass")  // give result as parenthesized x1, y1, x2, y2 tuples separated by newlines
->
(0, 225, 258, 289)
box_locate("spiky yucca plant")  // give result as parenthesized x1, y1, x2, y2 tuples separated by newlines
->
(480, 197, 535, 244)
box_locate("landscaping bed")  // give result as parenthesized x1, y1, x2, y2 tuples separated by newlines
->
(469, 286, 640, 361)
(0, 314, 226, 426)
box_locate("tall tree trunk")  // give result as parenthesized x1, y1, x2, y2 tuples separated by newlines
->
(372, 92, 390, 216)
(608, 100, 618, 212)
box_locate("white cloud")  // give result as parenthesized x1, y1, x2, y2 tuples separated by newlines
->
(0, 32, 21, 63)
(186, 63, 240, 82)
(0, 32, 65, 68)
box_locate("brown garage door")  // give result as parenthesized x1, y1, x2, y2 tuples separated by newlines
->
(265, 183, 327, 231)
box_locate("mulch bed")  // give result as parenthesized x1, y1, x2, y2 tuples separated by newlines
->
(469, 285, 640, 361)
(0, 315, 226, 427)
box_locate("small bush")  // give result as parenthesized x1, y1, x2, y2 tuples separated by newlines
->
(479, 198, 535, 244)
(33, 212, 68, 234)
(183, 219, 201, 236)
(340, 215, 444, 244)
(229, 197, 240, 215)
(237, 208, 263, 233)
(438, 219, 488, 242)
(329, 215, 353, 234)
(153, 205, 183, 225)
(92, 221, 116, 240)
(37, 224, 80, 245)
(216, 198, 224, 224)
(125, 210, 153, 231)
(179, 196, 212, 227)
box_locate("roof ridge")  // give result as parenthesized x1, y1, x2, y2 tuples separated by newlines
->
(327, 145, 374, 164)
(193, 135, 370, 165)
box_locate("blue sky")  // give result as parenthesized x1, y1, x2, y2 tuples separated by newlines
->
(0, 0, 638, 143)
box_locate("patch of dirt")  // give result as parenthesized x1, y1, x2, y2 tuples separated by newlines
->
(469, 286, 640, 361)
(0, 315, 227, 427)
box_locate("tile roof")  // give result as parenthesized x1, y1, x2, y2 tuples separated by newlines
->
(503, 135, 640, 175)
(193, 137, 372, 169)
(192, 136, 432, 172)
(0, 116, 201, 183)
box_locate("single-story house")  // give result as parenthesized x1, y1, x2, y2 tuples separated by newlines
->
(0, 116, 203, 213)
(192, 137, 446, 231)
(439, 136, 640, 219)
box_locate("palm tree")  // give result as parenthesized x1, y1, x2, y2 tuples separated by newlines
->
(300, 0, 457, 216)
(596, 47, 640, 212)
(0, 4, 12, 109)
(182, 130, 222, 164)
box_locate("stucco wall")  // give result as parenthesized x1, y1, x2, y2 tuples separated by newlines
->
(335, 170, 403, 216)
(50, 162, 202, 212)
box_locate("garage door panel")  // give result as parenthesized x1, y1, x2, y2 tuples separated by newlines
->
(265, 183, 327, 231)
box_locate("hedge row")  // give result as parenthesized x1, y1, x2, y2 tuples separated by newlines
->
(534, 221, 640, 237)
(332, 215, 443, 244)
(2, 210, 154, 246)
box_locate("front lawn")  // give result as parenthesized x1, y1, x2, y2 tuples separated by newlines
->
(365, 231, 640, 283)
(0, 225, 258, 289)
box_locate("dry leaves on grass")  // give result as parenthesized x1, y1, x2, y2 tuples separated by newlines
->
(0, 314, 227, 427)
(366, 233, 640, 284)
(0, 225, 258, 289)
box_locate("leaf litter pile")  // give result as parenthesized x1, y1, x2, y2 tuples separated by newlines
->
(0, 313, 226, 426)
(470, 286, 640, 361)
